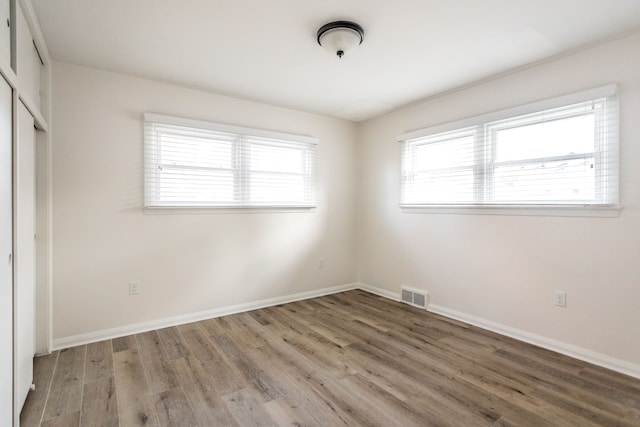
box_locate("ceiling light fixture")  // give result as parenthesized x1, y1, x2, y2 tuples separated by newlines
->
(317, 21, 364, 59)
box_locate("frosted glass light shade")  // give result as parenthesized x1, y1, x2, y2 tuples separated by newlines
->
(317, 21, 364, 58)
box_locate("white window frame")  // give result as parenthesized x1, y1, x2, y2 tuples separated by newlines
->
(399, 85, 620, 217)
(144, 113, 318, 211)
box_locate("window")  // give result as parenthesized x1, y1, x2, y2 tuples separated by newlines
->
(144, 114, 317, 208)
(400, 85, 619, 208)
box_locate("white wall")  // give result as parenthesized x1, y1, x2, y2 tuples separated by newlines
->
(50, 34, 640, 375)
(51, 62, 358, 342)
(358, 34, 640, 371)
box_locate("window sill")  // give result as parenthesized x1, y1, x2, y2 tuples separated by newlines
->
(400, 204, 621, 218)
(144, 206, 316, 215)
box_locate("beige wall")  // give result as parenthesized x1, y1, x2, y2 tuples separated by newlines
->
(358, 33, 640, 369)
(51, 62, 359, 341)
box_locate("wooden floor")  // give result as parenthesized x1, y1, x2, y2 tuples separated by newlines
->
(20, 290, 640, 427)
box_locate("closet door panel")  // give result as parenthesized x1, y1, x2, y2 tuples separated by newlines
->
(0, 0, 9, 68)
(0, 76, 13, 426)
(14, 101, 35, 413)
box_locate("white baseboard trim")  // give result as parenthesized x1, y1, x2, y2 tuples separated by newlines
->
(357, 283, 401, 301)
(355, 283, 639, 378)
(428, 304, 640, 380)
(51, 281, 640, 380)
(51, 283, 359, 350)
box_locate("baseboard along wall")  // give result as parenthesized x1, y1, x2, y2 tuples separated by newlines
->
(51, 281, 640, 379)
(51, 283, 360, 351)
(358, 283, 640, 380)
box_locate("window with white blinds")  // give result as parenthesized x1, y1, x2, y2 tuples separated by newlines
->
(400, 85, 619, 208)
(144, 114, 317, 208)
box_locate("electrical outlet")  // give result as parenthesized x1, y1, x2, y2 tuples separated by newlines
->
(129, 281, 140, 295)
(554, 290, 566, 307)
(318, 258, 325, 269)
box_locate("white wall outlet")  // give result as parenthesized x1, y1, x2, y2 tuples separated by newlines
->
(554, 290, 567, 307)
(129, 281, 140, 295)
(318, 257, 324, 269)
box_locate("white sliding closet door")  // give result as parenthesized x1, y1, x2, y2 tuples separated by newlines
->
(0, 77, 13, 426)
(14, 101, 35, 415)
(0, 0, 9, 67)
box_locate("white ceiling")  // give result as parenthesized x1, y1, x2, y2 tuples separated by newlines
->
(31, 0, 640, 122)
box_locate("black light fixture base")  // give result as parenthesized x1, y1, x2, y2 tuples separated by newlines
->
(317, 20, 365, 53)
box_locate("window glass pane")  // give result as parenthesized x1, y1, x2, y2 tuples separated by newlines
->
(492, 157, 595, 203)
(248, 143, 304, 173)
(399, 91, 617, 208)
(160, 131, 234, 169)
(249, 173, 305, 203)
(415, 135, 474, 170)
(145, 117, 317, 208)
(410, 169, 475, 203)
(158, 169, 234, 203)
(494, 114, 595, 162)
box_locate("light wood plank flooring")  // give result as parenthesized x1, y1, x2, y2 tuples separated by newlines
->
(20, 290, 640, 426)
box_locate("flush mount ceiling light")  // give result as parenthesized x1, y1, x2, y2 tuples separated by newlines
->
(317, 21, 364, 59)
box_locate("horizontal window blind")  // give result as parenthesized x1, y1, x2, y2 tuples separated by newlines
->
(400, 85, 619, 207)
(144, 114, 317, 208)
